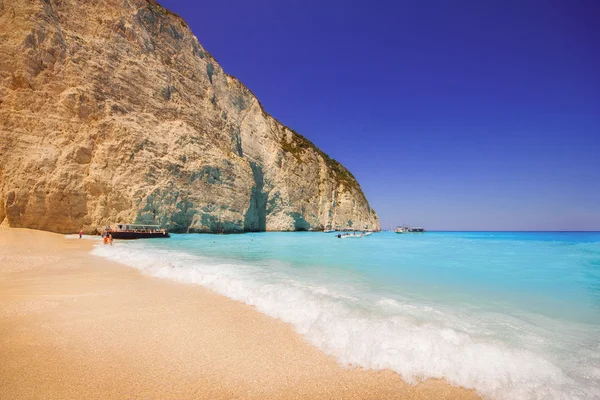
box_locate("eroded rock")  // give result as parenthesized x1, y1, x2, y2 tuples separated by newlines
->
(0, 0, 379, 233)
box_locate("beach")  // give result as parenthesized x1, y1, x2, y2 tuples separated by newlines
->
(0, 228, 478, 399)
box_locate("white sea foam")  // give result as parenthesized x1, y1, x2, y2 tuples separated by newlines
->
(92, 243, 600, 399)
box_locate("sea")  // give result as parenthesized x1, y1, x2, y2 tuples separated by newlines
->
(91, 231, 600, 399)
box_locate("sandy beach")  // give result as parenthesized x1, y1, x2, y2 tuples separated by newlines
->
(0, 228, 479, 399)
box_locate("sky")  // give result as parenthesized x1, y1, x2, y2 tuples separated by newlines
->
(159, 0, 599, 230)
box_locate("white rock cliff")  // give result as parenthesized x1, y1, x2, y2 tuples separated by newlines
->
(0, 0, 379, 233)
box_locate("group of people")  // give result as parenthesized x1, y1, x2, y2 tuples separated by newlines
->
(101, 231, 113, 246)
(78, 229, 113, 246)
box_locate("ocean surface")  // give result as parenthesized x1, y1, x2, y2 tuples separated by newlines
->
(92, 231, 600, 399)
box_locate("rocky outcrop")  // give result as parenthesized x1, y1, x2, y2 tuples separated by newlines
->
(0, 0, 379, 233)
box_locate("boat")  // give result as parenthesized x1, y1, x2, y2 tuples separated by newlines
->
(394, 225, 426, 234)
(102, 224, 170, 239)
(337, 231, 372, 239)
(324, 229, 336, 233)
(394, 226, 407, 233)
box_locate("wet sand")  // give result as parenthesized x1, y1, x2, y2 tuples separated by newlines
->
(0, 228, 480, 399)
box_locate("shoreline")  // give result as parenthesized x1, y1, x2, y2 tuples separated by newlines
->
(0, 227, 479, 399)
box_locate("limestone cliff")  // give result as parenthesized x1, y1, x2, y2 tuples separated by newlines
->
(0, 0, 379, 233)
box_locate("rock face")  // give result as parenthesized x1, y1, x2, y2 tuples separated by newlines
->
(0, 0, 379, 233)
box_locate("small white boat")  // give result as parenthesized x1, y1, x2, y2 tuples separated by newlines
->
(324, 229, 336, 233)
(395, 225, 426, 234)
(337, 232, 372, 239)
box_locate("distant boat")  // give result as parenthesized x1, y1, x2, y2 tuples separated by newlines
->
(102, 224, 170, 239)
(324, 229, 336, 233)
(394, 225, 426, 234)
(337, 231, 372, 239)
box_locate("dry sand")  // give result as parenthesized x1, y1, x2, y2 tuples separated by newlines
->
(0, 228, 480, 399)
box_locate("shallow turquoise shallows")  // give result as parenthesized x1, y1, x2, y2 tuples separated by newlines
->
(92, 231, 600, 399)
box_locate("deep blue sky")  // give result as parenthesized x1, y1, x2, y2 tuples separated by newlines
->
(159, 0, 599, 230)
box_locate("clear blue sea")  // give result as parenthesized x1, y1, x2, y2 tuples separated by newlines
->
(92, 231, 600, 399)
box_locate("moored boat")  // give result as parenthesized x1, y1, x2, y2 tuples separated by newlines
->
(394, 225, 426, 234)
(102, 224, 170, 239)
(337, 231, 372, 239)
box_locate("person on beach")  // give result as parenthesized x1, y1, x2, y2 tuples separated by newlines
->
(79, 230, 83, 239)
(103, 232, 108, 245)
(109, 233, 113, 246)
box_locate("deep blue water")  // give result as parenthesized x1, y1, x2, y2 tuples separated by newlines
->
(93, 231, 600, 399)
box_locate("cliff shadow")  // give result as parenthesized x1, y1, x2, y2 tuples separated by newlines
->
(243, 162, 267, 232)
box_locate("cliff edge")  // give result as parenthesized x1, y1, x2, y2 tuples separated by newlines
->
(0, 0, 379, 233)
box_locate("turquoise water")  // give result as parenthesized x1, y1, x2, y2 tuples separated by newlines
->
(92, 231, 600, 399)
